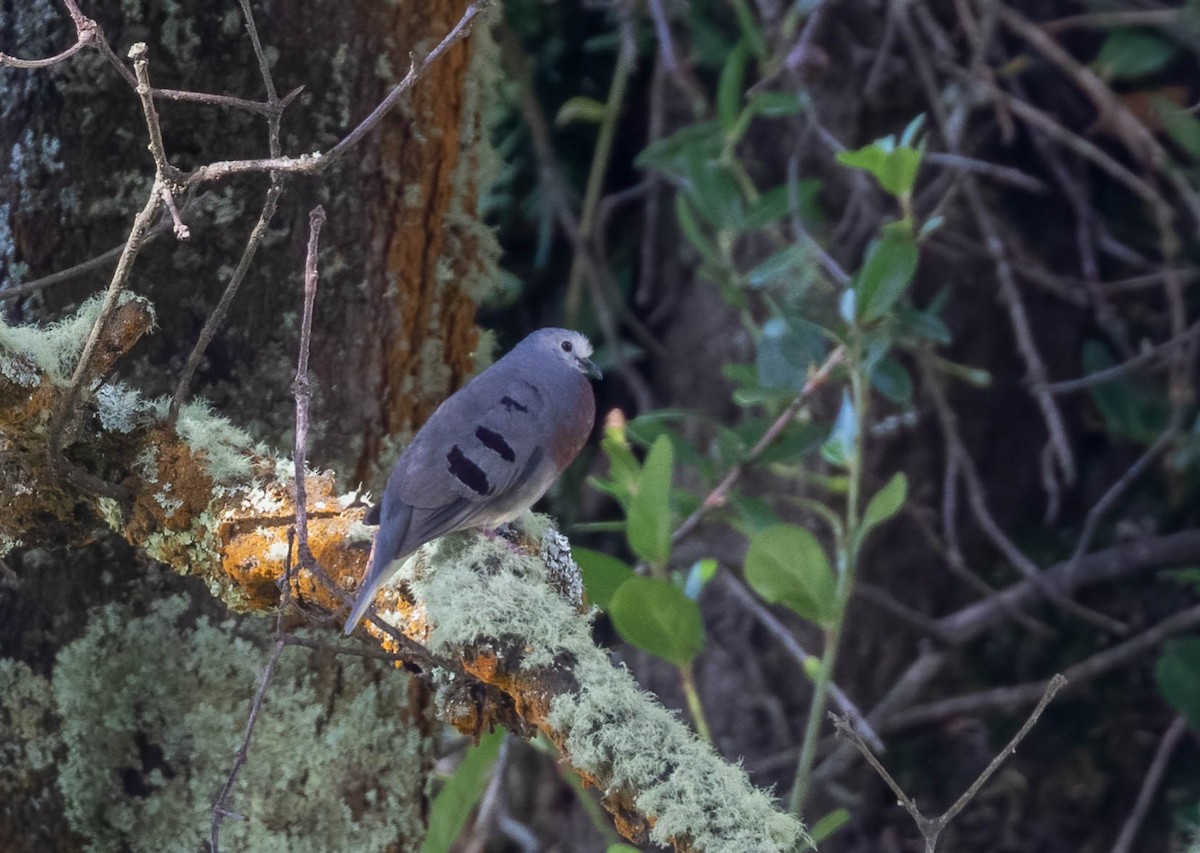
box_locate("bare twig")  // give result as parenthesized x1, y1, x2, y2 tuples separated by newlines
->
(169, 186, 283, 420)
(209, 532, 292, 852)
(293, 206, 326, 561)
(0, 0, 95, 69)
(1110, 716, 1190, 853)
(672, 347, 845, 544)
(1045, 320, 1200, 394)
(170, 0, 288, 422)
(923, 361, 1127, 634)
(1043, 9, 1186, 34)
(832, 675, 1067, 853)
(885, 602, 1200, 732)
(922, 152, 1048, 195)
(644, 0, 706, 111)
(210, 205, 324, 852)
(0, 203, 195, 302)
(719, 572, 885, 752)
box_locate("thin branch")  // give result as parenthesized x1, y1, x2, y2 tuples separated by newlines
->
(168, 0, 287, 422)
(209, 532, 292, 852)
(832, 675, 1067, 852)
(293, 206, 326, 567)
(210, 206, 324, 852)
(671, 347, 845, 545)
(0, 0, 96, 69)
(719, 572, 885, 752)
(0, 206, 190, 302)
(1045, 320, 1200, 394)
(885, 602, 1200, 732)
(923, 360, 1127, 635)
(1110, 715, 1190, 853)
(46, 187, 162, 482)
(937, 674, 1066, 827)
(169, 185, 283, 421)
(1043, 9, 1186, 34)
(922, 152, 1048, 195)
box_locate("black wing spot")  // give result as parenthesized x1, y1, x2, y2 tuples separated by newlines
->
(475, 425, 516, 462)
(447, 445, 491, 496)
(500, 395, 529, 413)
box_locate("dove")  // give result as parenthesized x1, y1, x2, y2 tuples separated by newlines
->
(343, 328, 602, 634)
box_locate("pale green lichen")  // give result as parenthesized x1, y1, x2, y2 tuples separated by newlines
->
(0, 533, 22, 557)
(0, 658, 61, 777)
(50, 594, 428, 852)
(441, 11, 505, 305)
(96, 384, 155, 433)
(0, 659, 65, 836)
(0, 292, 154, 388)
(413, 522, 808, 851)
(95, 497, 124, 533)
(169, 399, 255, 485)
(0, 295, 104, 386)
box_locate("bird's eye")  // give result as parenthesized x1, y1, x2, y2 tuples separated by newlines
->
(561, 340, 573, 353)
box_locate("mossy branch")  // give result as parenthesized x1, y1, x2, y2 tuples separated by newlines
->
(0, 303, 807, 853)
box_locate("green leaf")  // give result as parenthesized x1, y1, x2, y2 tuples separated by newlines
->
(573, 548, 636, 609)
(757, 316, 827, 391)
(594, 427, 642, 510)
(1082, 340, 1170, 444)
(1155, 96, 1200, 158)
(757, 420, 827, 464)
(744, 524, 837, 625)
(555, 95, 608, 127)
(683, 146, 745, 229)
(810, 808, 852, 843)
(860, 472, 908, 544)
(609, 576, 706, 665)
(607, 846, 643, 853)
(674, 193, 721, 271)
(682, 557, 718, 600)
(422, 729, 504, 853)
(751, 91, 807, 117)
(742, 185, 790, 230)
(856, 231, 918, 323)
(718, 39, 750, 130)
(746, 245, 808, 289)
(635, 120, 723, 174)
(870, 356, 912, 404)
(627, 435, 675, 565)
(729, 0, 767, 58)
(625, 413, 708, 472)
(820, 391, 857, 468)
(1155, 638, 1200, 730)
(896, 304, 952, 345)
(837, 141, 923, 198)
(1094, 29, 1178, 81)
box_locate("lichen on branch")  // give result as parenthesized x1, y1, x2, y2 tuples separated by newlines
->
(1, 300, 806, 852)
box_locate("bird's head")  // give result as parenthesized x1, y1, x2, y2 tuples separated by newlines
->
(526, 328, 603, 380)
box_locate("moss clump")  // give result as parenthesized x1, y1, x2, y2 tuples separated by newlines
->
(414, 523, 808, 852)
(51, 594, 429, 852)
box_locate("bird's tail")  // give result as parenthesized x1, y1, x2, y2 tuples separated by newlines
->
(342, 502, 412, 635)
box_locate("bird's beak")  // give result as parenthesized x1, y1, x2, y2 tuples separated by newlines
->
(580, 357, 603, 380)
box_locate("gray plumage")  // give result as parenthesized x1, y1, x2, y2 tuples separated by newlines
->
(343, 328, 601, 634)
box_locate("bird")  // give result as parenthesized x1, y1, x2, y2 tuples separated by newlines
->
(342, 328, 602, 634)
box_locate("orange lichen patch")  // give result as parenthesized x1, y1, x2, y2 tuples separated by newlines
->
(0, 378, 56, 430)
(220, 520, 292, 608)
(89, 298, 155, 383)
(604, 793, 653, 846)
(124, 428, 214, 543)
(217, 473, 373, 610)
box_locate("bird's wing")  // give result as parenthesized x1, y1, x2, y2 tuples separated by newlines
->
(393, 374, 556, 541)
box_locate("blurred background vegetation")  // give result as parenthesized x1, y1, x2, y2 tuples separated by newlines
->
(4, 0, 1200, 850)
